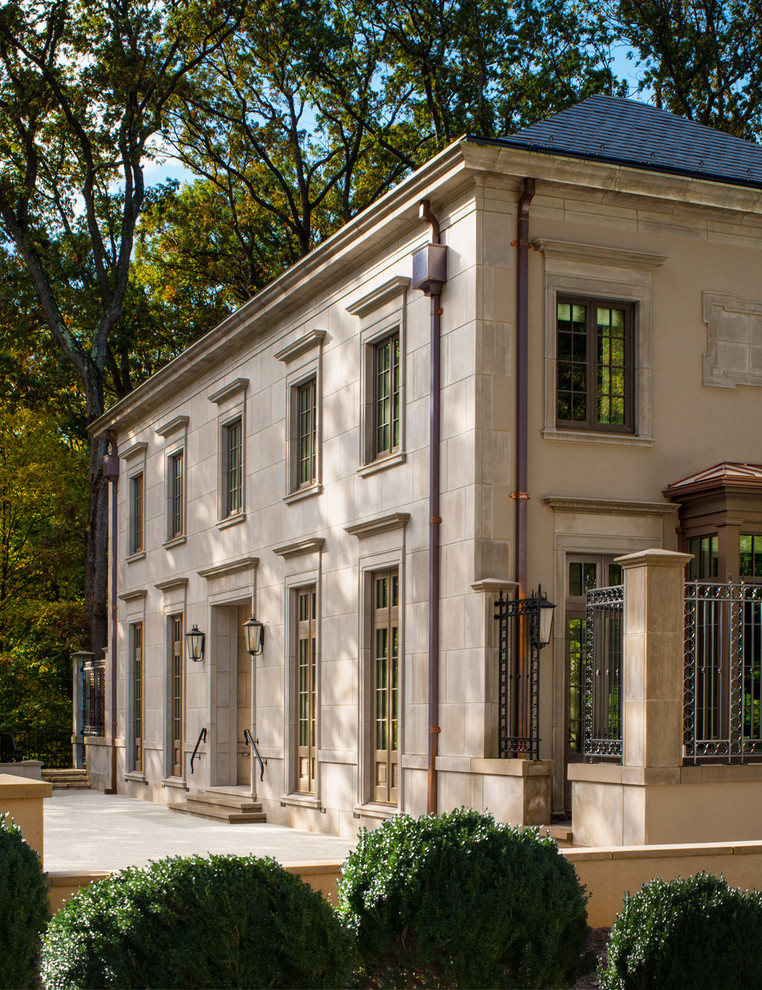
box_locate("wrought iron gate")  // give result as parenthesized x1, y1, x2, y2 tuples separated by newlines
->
(495, 593, 541, 760)
(684, 580, 762, 764)
(583, 585, 623, 761)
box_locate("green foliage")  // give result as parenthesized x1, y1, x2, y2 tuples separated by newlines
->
(41, 853, 353, 990)
(0, 816, 50, 990)
(600, 872, 762, 990)
(338, 807, 591, 989)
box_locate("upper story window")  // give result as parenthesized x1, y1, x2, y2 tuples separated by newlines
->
(129, 473, 144, 555)
(556, 298, 634, 433)
(168, 450, 184, 538)
(222, 418, 243, 518)
(297, 377, 317, 489)
(374, 331, 400, 458)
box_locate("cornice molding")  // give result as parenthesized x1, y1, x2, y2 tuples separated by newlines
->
(118, 588, 148, 602)
(274, 329, 326, 364)
(345, 512, 410, 538)
(347, 276, 411, 318)
(121, 441, 148, 461)
(154, 577, 189, 592)
(543, 496, 678, 516)
(156, 415, 189, 437)
(198, 556, 260, 579)
(208, 378, 248, 405)
(272, 537, 325, 559)
(533, 238, 667, 270)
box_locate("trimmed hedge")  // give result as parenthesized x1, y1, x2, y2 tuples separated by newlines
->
(0, 815, 50, 990)
(338, 807, 591, 989)
(600, 872, 762, 990)
(41, 853, 352, 989)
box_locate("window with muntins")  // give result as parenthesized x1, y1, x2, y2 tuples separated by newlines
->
(296, 587, 317, 793)
(297, 378, 317, 488)
(130, 473, 144, 554)
(168, 450, 184, 538)
(132, 623, 143, 772)
(372, 569, 399, 804)
(556, 299, 633, 432)
(374, 332, 400, 458)
(223, 418, 242, 517)
(171, 615, 183, 777)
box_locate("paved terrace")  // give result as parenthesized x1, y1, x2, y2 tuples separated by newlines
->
(44, 790, 356, 874)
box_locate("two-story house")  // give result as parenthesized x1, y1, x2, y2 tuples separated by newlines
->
(85, 96, 762, 837)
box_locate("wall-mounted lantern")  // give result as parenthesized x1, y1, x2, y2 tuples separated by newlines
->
(186, 625, 206, 662)
(535, 585, 556, 648)
(243, 615, 265, 657)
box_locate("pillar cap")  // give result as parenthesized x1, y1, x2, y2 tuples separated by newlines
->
(615, 548, 693, 569)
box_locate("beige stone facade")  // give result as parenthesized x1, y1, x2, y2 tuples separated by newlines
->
(87, 101, 762, 839)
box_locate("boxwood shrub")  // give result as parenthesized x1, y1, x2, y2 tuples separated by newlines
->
(41, 852, 352, 989)
(0, 815, 50, 990)
(338, 807, 591, 989)
(600, 872, 762, 990)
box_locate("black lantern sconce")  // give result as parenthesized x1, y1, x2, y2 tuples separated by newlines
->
(186, 624, 206, 662)
(243, 615, 265, 657)
(535, 585, 556, 648)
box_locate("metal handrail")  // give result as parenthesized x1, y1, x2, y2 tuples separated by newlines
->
(190, 727, 206, 774)
(243, 728, 267, 781)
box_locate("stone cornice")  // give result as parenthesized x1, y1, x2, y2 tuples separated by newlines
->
(543, 496, 678, 516)
(198, 556, 259, 579)
(345, 512, 410, 538)
(272, 537, 325, 559)
(156, 415, 189, 437)
(347, 276, 411, 318)
(154, 577, 189, 592)
(209, 378, 248, 405)
(533, 238, 667, 270)
(274, 329, 326, 364)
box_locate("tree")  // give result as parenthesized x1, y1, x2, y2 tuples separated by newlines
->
(606, 0, 762, 139)
(0, 0, 247, 654)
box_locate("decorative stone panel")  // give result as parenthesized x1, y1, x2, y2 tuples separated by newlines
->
(703, 291, 762, 388)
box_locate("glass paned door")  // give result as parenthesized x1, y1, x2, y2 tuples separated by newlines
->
(372, 570, 399, 803)
(171, 616, 183, 777)
(296, 587, 317, 793)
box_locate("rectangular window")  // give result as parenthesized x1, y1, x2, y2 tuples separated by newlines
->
(297, 378, 317, 488)
(689, 535, 719, 580)
(374, 332, 400, 458)
(171, 616, 183, 777)
(296, 587, 317, 793)
(372, 568, 399, 804)
(222, 418, 242, 518)
(169, 451, 184, 538)
(130, 473, 144, 554)
(132, 623, 143, 772)
(556, 299, 633, 432)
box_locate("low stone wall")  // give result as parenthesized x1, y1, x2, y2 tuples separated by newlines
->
(46, 840, 762, 928)
(0, 773, 51, 860)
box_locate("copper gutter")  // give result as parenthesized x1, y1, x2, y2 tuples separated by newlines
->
(514, 179, 535, 597)
(102, 432, 120, 793)
(419, 200, 444, 816)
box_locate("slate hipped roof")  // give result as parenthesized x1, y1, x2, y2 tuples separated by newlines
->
(474, 95, 762, 190)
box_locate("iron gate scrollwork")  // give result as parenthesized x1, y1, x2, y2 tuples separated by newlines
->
(495, 592, 542, 761)
(82, 655, 105, 737)
(583, 584, 623, 762)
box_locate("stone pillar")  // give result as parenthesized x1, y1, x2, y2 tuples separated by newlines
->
(569, 549, 691, 846)
(0, 773, 52, 862)
(620, 549, 691, 771)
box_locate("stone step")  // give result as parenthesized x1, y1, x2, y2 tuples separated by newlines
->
(42, 769, 90, 789)
(167, 787, 267, 824)
(541, 824, 573, 845)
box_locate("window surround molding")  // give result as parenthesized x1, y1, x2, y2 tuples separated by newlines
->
(348, 276, 410, 475)
(280, 344, 324, 504)
(209, 378, 248, 526)
(122, 441, 148, 562)
(534, 238, 666, 447)
(152, 577, 188, 788)
(280, 539, 324, 810)
(121, 588, 148, 784)
(160, 418, 188, 548)
(347, 510, 407, 816)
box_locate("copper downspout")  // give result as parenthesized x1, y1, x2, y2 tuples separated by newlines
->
(514, 178, 535, 598)
(103, 432, 120, 794)
(420, 199, 443, 817)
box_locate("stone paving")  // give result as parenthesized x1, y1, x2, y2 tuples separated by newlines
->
(44, 790, 356, 873)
